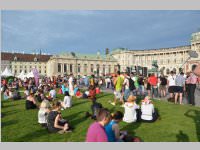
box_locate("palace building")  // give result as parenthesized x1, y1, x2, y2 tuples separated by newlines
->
(111, 31, 200, 75)
(1, 31, 200, 77)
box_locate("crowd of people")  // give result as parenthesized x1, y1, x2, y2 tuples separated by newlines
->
(1, 64, 200, 142)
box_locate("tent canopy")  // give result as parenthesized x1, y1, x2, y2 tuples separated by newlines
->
(17, 70, 26, 80)
(1, 67, 13, 77)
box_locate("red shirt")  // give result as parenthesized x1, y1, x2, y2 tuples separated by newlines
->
(148, 76, 158, 86)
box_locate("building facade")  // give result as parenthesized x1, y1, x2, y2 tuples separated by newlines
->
(1, 52, 51, 76)
(1, 31, 200, 77)
(111, 32, 200, 74)
(46, 52, 117, 77)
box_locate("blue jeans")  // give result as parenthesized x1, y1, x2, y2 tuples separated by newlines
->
(124, 89, 130, 101)
(151, 86, 158, 98)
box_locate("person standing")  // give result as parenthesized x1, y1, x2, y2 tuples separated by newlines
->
(123, 72, 130, 102)
(111, 71, 124, 106)
(167, 71, 177, 101)
(148, 73, 158, 98)
(174, 72, 186, 105)
(68, 74, 74, 96)
(186, 72, 198, 105)
(159, 74, 167, 98)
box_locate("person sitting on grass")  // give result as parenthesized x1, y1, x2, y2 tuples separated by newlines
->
(85, 98, 103, 120)
(86, 108, 111, 142)
(36, 89, 45, 103)
(12, 90, 22, 100)
(3, 89, 12, 100)
(123, 95, 140, 123)
(105, 111, 127, 142)
(47, 101, 72, 134)
(88, 85, 96, 100)
(49, 85, 57, 100)
(73, 84, 79, 96)
(25, 92, 37, 110)
(140, 96, 158, 122)
(61, 91, 72, 109)
(38, 99, 51, 127)
(24, 86, 30, 99)
(75, 89, 83, 98)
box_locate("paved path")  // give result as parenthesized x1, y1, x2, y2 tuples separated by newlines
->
(79, 85, 200, 107)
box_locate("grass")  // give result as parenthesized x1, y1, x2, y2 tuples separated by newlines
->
(1, 91, 200, 142)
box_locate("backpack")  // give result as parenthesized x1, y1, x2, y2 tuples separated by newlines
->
(129, 78, 136, 91)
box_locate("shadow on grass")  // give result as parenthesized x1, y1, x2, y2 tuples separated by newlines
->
(121, 121, 142, 140)
(176, 130, 189, 142)
(16, 129, 48, 142)
(184, 109, 200, 142)
(1, 120, 18, 127)
(72, 100, 88, 107)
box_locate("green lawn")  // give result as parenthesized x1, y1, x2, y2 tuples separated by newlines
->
(1, 92, 200, 142)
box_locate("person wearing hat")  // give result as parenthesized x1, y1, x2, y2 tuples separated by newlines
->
(123, 95, 139, 123)
(140, 96, 158, 122)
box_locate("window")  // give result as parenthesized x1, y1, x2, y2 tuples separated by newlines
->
(58, 63, 61, 73)
(103, 65, 106, 74)
(25, 70, 27, 73)
(108, 65, 111, 74)
(78, 64, 81, 73)
(91, 64, 94, 73)
(15, 70, 17, 74)
(64, 64, 67, 72)
(174, 59, 176, 63)
(70, 64, 73, 73)
(96, 64, 100, 75)
(84, 64, 87, 74)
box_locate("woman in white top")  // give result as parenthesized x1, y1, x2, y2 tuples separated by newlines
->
(38, 99, 51, 127)
(62, 91, 72, 109)
(140, 96, 158, 122)
(123, 95, 139, 123)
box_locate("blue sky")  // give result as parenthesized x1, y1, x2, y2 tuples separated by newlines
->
(2, 10, 200, 55)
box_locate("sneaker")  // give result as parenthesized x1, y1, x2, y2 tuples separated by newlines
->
(111, 102, 116, 106)
(61, 108, 64, 111)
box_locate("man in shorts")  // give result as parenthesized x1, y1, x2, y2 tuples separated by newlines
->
(167, 71, 177, 101)
(111, 71, 124, 106)
(174, 72, 185, 104)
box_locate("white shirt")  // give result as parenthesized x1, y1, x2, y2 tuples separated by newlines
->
(123, 77, 130, 90)
(141, 103, 154, 121)
(167, 75, 177, 86)
(49, 89, 56, 98)
(38, 108, 48, 124)
(63, 96, 72, 108)
(123, 102, 139, 123)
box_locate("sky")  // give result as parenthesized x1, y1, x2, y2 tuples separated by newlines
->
(2, 10, 200, 55)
